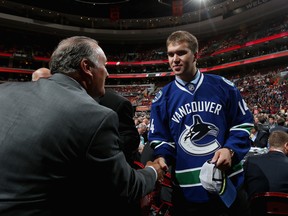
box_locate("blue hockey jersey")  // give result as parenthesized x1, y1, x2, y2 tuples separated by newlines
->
(148, 71, 254, 203)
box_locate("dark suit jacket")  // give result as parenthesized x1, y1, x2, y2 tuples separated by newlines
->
(0, 74, 156, 216)
(99, 89, 142, 215)
(99, 89, 140, 166)
(269, 125, 288, 133)
(243, 151, 288, 199)
(252, 130, 269, 148)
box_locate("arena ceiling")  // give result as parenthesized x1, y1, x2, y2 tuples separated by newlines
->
(1, 0, 288, 43)
(5, 0, 227, 19)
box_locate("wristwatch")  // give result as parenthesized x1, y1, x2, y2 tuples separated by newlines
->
(228, 148, 234, 157)
(224, 147, 234, 157)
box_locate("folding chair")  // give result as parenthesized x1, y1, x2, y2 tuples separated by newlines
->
(250, 192, 288, 216)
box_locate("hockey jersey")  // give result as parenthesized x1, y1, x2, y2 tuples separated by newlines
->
(148, 71, 254, 203)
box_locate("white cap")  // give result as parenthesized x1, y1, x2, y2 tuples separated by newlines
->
(199, 160, 237, 207)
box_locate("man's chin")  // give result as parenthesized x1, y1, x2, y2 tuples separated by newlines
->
(174, 71, 183, 75)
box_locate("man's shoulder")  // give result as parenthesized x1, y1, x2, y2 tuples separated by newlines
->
(246, 153, 268, 164)
(204, 73, 236, 88)
(100, 90, 127, 105)
(270, 126, 288, 133)
(104, 90, 128, 101)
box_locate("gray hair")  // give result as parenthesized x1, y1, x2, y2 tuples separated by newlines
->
(49, 36, 99, 74)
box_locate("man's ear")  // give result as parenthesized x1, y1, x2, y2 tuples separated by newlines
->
(284, 142, 288, 155)
(80, 58, 93, 77)
(193, 52, 198, 62)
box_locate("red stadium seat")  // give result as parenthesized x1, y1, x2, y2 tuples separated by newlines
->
(250, 192, 288, 216)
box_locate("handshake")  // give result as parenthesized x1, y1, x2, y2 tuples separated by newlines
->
(145, 157, 168, 182)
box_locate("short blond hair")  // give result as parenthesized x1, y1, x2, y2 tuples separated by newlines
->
(166, 30, 198, 53)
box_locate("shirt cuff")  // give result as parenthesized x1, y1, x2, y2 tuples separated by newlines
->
(147, 165, 158, 180)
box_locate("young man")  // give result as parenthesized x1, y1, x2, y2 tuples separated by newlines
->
(148, 31, 254, 215)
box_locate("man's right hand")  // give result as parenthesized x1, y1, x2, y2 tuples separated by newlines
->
(145, 160, 165, 182)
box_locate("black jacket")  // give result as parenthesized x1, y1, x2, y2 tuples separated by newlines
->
(244, 151, 288, 199)
(252, 130, 269, 148)
(99, 89, 140, 166)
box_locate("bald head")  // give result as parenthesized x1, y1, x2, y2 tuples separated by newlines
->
(32, 68, 51, 81)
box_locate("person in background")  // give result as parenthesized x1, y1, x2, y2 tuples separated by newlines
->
(141, 116, 150, 143)
(99, 88, 141, 167)
(98, 88, 143, 215)
(31, 67, 51, 81)
(137, 122, 148, 155)
(148, 30, 254, 216)
(256, 115, 270, 133)
(0, 36, 164, 216)
(267, 115, 276, 131)
(244, 130, 288, 199)
(269, 117, 288, 133)
(250, 124, 269, 148)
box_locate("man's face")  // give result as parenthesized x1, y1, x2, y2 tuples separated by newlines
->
(167, 41, 197, 81)
(90, 47, 109, 98)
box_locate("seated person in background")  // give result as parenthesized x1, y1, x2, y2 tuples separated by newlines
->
(31, 67, 51, 81)
(137, 122, 148, 155)
(256, 115, 270, 133)
(250, 124, 269, 148)
(244, 130, 288, 199)
(98, 89, 141, 167)
(268, 115, 276, 131)
(269, 117, 288, 133)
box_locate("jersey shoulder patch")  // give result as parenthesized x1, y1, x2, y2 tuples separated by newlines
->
(152, 90, 163, 103)
(222, 77, 235, 87)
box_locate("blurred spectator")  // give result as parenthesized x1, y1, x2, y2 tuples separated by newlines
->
(141, 117, 150, 143)
(269, 117, 288, 133)
(250, 124, 269, 148)
(31, 67, 51, 81)
(267, 115, 276, 130)
(256, 115, 270, 133)
(98, 89, 141, 166)
(137, 122, 147, 154)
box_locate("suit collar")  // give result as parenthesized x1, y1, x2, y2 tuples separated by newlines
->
(50, 73, 84, 91)
(268, 150, 286, 157)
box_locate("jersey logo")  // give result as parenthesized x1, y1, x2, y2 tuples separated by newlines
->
(187, 83, 195, 91)
(179, 115, 221, 156)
